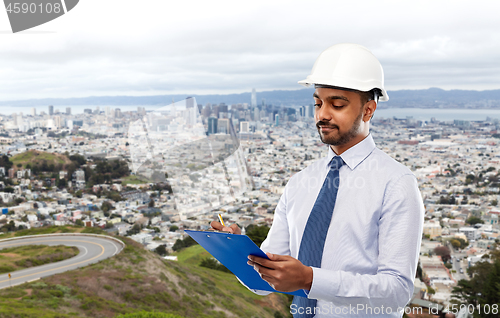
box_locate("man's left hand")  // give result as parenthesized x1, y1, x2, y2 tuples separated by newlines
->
(247, 253, 313, 292)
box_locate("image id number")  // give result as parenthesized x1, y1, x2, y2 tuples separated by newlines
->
(6, 2, 62, 14)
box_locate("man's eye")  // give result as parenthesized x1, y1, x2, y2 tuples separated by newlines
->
(314, 104, 321, 107)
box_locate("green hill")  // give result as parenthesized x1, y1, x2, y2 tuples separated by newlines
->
(10, 150, 73, 170)
(0, 228, 291, 318)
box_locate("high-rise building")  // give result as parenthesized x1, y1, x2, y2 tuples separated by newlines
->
(202, 105, 211, 118)
(31, 108, 36, 117)
(253, 107, 260, 121)
(66, 107, 71, 115)
(240, 121, 249, 133)
(212, 105, 220, 118)
(251, 88, 257, 108)
(208, 117, 218, 135)
(186, 97, 195, 108)
(54, 116, 61, 128)
(219, 103, 228, 118)
(48, 105, 54, 116)
(217, 118, 229, 134)
(275, 114, 279, 126)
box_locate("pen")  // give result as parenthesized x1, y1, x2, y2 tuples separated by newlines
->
(218, 213, 226, 227)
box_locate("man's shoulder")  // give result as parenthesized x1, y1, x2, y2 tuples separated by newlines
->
(288, 156, 327, 182)
(368, 147, 415, 179)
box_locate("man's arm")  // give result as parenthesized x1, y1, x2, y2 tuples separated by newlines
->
(308, 174, 423, 308)
(250, 174, 424, 309)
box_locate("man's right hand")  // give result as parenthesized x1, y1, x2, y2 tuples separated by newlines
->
(210, 221, 241, 235)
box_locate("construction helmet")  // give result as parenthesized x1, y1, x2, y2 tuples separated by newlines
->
(298, 43, 389, 102)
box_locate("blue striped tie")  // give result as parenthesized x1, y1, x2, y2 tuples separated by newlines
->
(292, 155, 344, 318)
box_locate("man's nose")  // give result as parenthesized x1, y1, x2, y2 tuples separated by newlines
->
(316, 105, 332, 122)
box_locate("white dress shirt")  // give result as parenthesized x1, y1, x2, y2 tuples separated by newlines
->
(252, 134, 424, 317)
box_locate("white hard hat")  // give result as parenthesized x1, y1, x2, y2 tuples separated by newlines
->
(298, 43, 389, 102)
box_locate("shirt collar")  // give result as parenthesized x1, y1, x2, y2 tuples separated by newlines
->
(326, 134, 376, 170)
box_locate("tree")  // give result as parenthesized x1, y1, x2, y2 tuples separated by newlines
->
(127, 223, 141, 236)
(75, 219, 84, 226)
(434, 246, 451, 263)
(466, 216, 484, 226)
(450, 239, 461, 249)
(155, 244, 168, 256)
(172, 236, 197, 252)
(452, 250, 500, 317)
(246, 224, 270, 247)
(427, 286, 436, 300)
(148, 199, 155, 208)
(57, 178, 67, 189)
(101, 201, 113, 214)
(169, 225, 178, 232)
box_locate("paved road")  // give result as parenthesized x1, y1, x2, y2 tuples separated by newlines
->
(0, 234, 124, 289)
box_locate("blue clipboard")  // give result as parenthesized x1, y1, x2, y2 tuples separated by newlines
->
(184, 230, 308, 297)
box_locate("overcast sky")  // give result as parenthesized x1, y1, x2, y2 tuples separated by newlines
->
(0, 0, 499, 101)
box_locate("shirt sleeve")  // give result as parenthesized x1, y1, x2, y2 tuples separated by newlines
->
(307, 174, 424, 310)
(260, 183, 291, 256)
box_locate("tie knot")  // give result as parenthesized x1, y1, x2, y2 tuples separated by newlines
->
(329, 156, 344, 170)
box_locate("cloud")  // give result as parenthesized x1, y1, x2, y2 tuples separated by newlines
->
(1, 0, 500, 100)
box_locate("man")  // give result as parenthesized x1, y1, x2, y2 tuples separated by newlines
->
(212, 43, 424, 317)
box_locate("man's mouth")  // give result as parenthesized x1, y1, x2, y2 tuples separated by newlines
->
(316, 123, 338, 132)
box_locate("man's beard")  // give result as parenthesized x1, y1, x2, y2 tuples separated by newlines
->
(316, 110, 363, 146)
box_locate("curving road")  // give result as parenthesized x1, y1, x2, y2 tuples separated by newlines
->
(0, 234, 124, 289)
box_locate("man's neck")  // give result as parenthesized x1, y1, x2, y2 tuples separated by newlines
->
(330, 133, 370, 155)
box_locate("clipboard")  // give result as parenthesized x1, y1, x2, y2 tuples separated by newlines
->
(184, 230, 308, 297)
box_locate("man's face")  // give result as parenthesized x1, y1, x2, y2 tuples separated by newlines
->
(313, 87, 365, 150)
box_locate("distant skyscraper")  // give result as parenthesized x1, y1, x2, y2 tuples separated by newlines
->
(251, 88, 257, 108)
(307, 105, 314, 118)
(218, 118, 229, 134)
(275, 114, 279, 126)
(212, 105, 220, 118)
(253, 107, 260, 121)
(66, 107, 71, 115)
(240, 121, 249, 133)
(31, 108, 36, 117)
(48, 105, 54, 116)
(186, 97, 195, 108)
(54, 116, 61, 128)
(208, 117, 218, 135)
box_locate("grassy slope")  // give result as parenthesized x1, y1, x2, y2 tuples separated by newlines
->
(0, 228, 291, 318)
(0, 245, 79, 274)
(121, 175, 151, 186)
(10, 150, 72, 169)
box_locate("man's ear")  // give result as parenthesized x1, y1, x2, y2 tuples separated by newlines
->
(363, 100, 377, 122)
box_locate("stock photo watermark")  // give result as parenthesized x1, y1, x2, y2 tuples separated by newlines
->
(3, 0, 79, 33)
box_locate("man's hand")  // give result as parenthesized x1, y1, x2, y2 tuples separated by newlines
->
(247, 253, 313, 292)
(210, 221, 241, 235)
